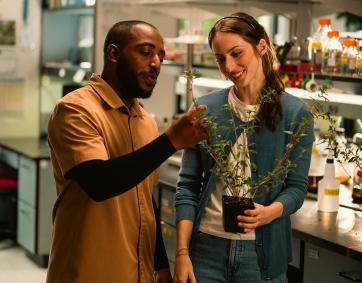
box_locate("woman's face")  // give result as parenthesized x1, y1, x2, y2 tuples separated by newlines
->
(211, 32, 265, 89)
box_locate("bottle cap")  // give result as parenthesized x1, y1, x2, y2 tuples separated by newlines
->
(327, 149, 335, 160)
(357, 170, 362, 178)
(326, 158, 334, 164)
(336, 127, 345, 135)
(327, 31, 339, 38)
(343, 39, 356, 47)
(319, 18, 331, 25)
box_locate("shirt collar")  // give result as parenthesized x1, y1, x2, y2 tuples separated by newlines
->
(89, 73, 143, 117)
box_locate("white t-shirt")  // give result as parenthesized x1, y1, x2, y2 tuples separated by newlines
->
(199, 87, 259, 240)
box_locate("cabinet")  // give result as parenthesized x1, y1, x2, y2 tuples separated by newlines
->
(304, 242, 362, 283)
(0, 139, 57, 267)
(17, 156, 57, 267)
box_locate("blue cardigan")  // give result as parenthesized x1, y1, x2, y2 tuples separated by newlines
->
(175, 88, 314, 280)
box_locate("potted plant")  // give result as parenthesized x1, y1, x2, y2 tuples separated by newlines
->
(201, 96, 312, 233)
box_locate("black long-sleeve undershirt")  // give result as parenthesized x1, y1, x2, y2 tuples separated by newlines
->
(66, 133, 175, 271)
(65, 133, 175, 202)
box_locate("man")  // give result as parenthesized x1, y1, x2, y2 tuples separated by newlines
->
(46, 20, 207, 283)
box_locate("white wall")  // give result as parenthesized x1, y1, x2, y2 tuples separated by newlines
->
(0, 0, 41, 138)
(94, 0, 179, 121)
(94, 1, 178, 73)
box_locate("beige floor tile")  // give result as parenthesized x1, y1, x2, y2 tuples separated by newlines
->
(0, 240, 47, 283)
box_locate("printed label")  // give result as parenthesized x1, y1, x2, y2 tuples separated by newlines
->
(324, 188, 339, 196)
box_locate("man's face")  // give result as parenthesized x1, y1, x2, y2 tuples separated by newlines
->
(116, 24, 165, 99)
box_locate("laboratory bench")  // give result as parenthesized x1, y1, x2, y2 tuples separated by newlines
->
(0, 138, 56, 267)
(158, 157, 362, 282)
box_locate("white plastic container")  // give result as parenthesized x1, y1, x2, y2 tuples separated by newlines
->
(318, 154, 340, 212)
(341, 39, 358, 75)
(326, 31, 343, 74)
(311, 18, 331, 72)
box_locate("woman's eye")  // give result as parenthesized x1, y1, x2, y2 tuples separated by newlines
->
(215, 57, 225, 63)
(231, 51, 242, 58)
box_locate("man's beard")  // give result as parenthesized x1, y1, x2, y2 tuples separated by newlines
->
(116, 56, 154, 99)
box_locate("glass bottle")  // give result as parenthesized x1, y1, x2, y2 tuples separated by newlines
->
(311, 18, 331, 72)
(341, 39, 351, 74)
(357, 41, 362, 77)
(286, 36, 301, 70)
(352, 134, 362, 203)
(317, 151, 340, 212)
(326, 31, 342, 74)
(352, 169, 362, 203)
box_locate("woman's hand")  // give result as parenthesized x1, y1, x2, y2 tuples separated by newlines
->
(173, 254, 197, 283)
(237, 202, 284, 232)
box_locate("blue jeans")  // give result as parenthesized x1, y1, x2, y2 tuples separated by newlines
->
(190, 232, 288, 283)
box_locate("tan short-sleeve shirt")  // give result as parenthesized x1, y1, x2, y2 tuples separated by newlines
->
(46, 74, 159, 283)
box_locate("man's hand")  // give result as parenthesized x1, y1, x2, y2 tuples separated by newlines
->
(155, 268, 173, 283)
(165, 105, 208, 151)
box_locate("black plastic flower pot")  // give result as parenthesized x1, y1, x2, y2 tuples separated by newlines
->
(222, 195, 255, 233)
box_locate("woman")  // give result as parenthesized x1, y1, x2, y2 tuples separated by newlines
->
(173, 12, 314, 283)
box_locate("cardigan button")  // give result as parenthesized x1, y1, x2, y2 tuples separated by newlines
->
(256, 243, 263, 247)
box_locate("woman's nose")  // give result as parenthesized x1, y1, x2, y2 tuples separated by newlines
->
(224, 57, 237, 74)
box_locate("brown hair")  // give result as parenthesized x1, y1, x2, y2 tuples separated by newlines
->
(208, 12, 284, 131)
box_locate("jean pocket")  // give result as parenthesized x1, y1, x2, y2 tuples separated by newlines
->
(195, 231, 208, 240)
(190, 231, 210, 255)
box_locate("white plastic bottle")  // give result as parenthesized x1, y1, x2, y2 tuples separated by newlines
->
(347, 39, 358, 75)
(341, 39, 349, 74)
(318, 152, 340, 212)
(326, 31, 343, 74)
(311, 18, 331, 72)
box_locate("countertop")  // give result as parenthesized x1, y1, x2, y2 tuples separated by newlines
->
(292, 199, 362, 261)
(159, 158, 362, 261)
(0, 138, 50, 159)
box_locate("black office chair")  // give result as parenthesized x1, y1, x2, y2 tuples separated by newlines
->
(0, 162, 18, 241)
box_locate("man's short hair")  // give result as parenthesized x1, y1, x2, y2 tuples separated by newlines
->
(103, 20, 157, 59)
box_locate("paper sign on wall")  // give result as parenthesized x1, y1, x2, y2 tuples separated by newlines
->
(0, 20, 16, 74)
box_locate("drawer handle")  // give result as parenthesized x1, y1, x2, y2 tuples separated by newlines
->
(338, 271, 362, 282)
(21, 164, 30, 170)
(20, 209, 30, 216)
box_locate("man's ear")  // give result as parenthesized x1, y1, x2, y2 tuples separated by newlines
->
(106, 44, 119, 63)
(257, 39, 267, 56)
